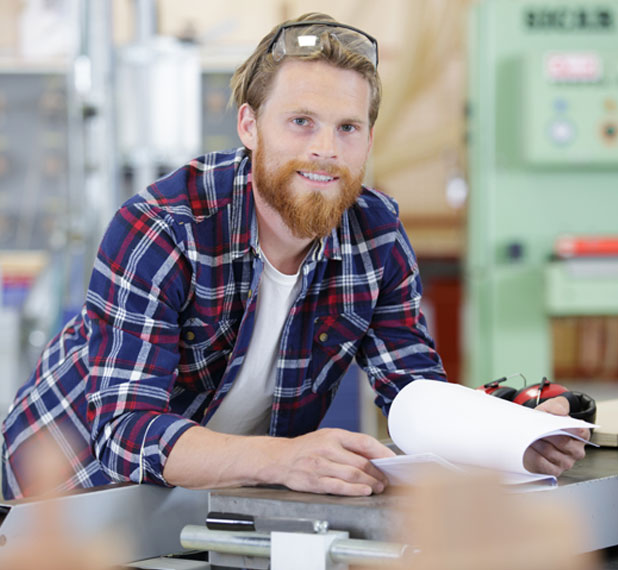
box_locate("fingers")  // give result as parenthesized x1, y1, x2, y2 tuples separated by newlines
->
(528, 393, 591, 478)
(333, 429, 397, 460)
(280, 429, 393, 496)
(565, 427, 591, 441)
(534, 397, 592, 443)
(529, 396, 589, 477)
(523, 435, 587, 476)
(320, 429, 394, 482)
(294, 456, 386, 496)
(524, 446, 563, 477)
(314, 476, 383, 497)
(321, 445, 390, 487)
(285, 460, 384, 496)
(541, 435, 587, 461)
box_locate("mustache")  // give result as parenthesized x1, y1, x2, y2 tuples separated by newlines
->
(285, 160, 350, 179)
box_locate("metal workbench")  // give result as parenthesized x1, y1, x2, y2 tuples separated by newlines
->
(0, 447, 616, 568)
(208, 448, 618, 547)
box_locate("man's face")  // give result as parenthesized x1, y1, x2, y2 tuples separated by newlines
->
(239, 59, 374, 239)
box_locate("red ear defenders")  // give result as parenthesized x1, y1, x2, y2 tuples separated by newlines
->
(477, 376, 596, 424)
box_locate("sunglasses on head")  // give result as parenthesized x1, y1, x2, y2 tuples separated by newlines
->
(266, 21, 379, 70)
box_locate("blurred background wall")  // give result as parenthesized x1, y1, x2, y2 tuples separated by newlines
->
(0, 0, 616, 437)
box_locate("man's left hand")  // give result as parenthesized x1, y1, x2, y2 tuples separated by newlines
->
(522, 396, 589, 477)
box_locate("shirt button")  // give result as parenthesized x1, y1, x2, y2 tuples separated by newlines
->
(319, 332, 328, 342)
(248, 289, 253, 298)
(185, 331, 196, 341)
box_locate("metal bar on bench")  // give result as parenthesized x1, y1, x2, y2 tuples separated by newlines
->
(181, 526, 271, 557)
(330, 537, 410, 565)
(180, 525, 409, 566)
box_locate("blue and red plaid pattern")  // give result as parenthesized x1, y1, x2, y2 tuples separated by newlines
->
(1, 148, 445, 499)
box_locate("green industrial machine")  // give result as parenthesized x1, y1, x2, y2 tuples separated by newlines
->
(465, 0, 618, 386)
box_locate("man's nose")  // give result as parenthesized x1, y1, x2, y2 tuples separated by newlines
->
(309, 127, 338, 160)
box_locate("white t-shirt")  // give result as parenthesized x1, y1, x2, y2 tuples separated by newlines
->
(205, 253, 302, 435)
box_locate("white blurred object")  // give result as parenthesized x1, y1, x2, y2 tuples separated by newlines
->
(116, 37, 202, 169)
(19, 0, 79, 60)
(446, 174, 468, 209)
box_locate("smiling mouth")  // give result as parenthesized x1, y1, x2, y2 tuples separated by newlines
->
(298, 171, 338, 183)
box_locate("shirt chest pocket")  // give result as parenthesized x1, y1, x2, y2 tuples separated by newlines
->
(178, 318, 238, 388)
(310, 311, 371, 394)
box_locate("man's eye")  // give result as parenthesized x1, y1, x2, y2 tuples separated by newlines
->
(340, 124, 357, 133)
(293, 117, 309, 126)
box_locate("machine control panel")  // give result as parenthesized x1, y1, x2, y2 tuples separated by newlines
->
(524, 49, 618, 166)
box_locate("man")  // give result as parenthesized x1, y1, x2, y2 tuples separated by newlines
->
(1, 13, 586, 500)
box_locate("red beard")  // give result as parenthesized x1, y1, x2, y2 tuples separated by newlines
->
(253, 142, 365, 239)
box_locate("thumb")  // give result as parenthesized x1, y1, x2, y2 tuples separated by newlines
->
(535, 395, 569, 416)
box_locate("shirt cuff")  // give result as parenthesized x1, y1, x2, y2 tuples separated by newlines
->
(136, 414, 198, 486)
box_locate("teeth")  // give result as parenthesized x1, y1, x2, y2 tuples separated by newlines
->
(300, 171, 334, 182)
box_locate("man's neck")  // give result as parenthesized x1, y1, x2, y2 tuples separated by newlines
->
(253, 188, 314, 275)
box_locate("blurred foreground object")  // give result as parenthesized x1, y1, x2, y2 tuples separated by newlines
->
(393, 465, 598, 570)
(1, 433, 122, 570)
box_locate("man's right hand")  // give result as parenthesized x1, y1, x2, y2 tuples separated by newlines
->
(263, 428, 394, 496)
(163, 426, 394, 497)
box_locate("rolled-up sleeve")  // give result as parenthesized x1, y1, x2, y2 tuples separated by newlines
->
(85, 199, 197, 485)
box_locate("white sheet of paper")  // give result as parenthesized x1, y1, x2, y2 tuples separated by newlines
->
(374, 379, 597, 486)
(372, 453, 463, 486)
(373, 454, 557, 486)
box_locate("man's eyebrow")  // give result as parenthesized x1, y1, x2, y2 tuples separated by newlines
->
(286, 107, 316, 117)
(286, 108, 368, 125)
(290, 107, 315, 115)
(340, 117, 367, 125)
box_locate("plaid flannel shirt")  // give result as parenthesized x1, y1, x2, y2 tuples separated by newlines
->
(2, 148, 445, 499)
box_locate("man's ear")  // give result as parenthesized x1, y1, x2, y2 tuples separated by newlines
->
(237, 103, 258, 150)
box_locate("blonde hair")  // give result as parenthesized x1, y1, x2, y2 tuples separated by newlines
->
(231, 12, 381, 127)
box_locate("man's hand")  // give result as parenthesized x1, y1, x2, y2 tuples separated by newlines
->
(523, 396, 589, 477)
(163, 426, 394, 497)
(266, 428, 395, 496)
